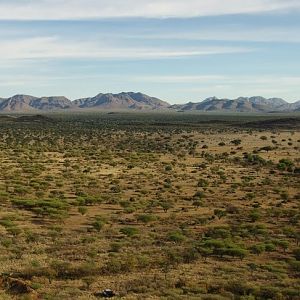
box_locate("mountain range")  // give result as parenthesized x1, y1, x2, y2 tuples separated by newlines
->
(171, 96, 300, 112)
(0, 93, 299, 113)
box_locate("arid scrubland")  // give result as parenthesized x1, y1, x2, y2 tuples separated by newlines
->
(0, 113, 299, 299)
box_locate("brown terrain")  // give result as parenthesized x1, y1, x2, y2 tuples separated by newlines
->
(0, 113, 299, 299)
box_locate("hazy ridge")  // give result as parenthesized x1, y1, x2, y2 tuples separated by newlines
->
(0, 93, 299, 113)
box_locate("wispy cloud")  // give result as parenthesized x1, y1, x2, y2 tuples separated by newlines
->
(134, 74, 300, 86)
(0, 1, 299, 102)
(129, 27, 300, 43)
(133, 75, 228, 83)
(0, 36, 253, 61)
(0, 0, 299, 20)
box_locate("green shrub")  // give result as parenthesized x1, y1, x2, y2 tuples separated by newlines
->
(168, 231, 185, 243)
(120, 226, 139, 237)
(197, 178, 209, 187)
(273, 239, 289, 252)
(292, 248, 300, 261)
(91, 216, 106, 231)
(206, 227, 231, 239)
(214, 209, 227, 219)
(165, 165, 172, 171)
(159, 200, 174, 212)
(250, 244, 265, 255)
(264, 243, 276, 252)
(199, 239, 247, 260)
(226, 281, 255, 296)
(136, 214, 156, 223)
(109, 242, 123, 253)
(289, 260, 300, 272)
(231, 139, 241, 146)
(255, 286, 282, 299)
(78, 206, 88, 215)
(92, 220, 104, 231)
(249, 210, 261, 222)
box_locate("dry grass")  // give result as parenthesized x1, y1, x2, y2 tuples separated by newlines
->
(0, 113, 299, 299)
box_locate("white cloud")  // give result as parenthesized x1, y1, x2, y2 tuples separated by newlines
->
(130, 27, 300, 43)
(0, 0, 299, 20)
(133, 75, 228, 83)
(131, 74, 300, 85)
(0, 36, 253, 61)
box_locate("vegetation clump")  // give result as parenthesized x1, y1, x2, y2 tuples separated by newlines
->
(0, 113, 298, 299)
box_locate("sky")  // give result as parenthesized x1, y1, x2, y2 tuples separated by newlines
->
(0, 0, 300, 103)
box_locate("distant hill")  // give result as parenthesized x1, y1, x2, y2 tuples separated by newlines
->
(73, 92, 169, 110)
(171, 96, 300, 113)
(0, 92, 169, 112)
(0, 95, 72, 112)
(0, 93, 299, 113)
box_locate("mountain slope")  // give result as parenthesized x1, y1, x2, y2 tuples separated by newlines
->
(0, 95, 38, 112)
(73, 92, 169, 110)
(277, 100, 300, 112)
(30, 96, 72, 110)
(0, 92, 170, 112)
(0, 93, 299, 113)
(0, 95, 73, 112)
(172, 96, 299, 113)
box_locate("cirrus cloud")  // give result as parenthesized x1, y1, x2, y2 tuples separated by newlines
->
(0, 0, 299, 20)
(0, 36, 254, 61)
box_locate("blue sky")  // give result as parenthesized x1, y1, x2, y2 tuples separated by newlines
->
(0, 0, 300, 103)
